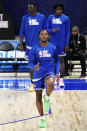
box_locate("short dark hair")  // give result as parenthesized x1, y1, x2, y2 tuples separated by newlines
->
(39, 29, 49, 36)
(53, 3, 64, 11)
(38, 29, 50, 41)
(28, 1, 37, 7)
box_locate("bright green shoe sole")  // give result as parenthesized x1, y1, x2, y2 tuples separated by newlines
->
(39, 119, 46, 128)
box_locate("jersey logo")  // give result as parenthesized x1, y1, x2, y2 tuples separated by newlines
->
(52, 18, 62, 24)
(39, 50, 51, 57)
(29, 19, 39, 25)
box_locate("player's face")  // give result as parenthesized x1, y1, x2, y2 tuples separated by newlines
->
(55, 7, 63, 16)
(28, 4, 36, 13)
(72, 28, 79, 36)
(39, 30, 49, 42)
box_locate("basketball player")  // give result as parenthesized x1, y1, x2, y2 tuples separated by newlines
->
(19, 2, 46, 86)
(47, 3, 70, 86)
(28, 29, 59, 128)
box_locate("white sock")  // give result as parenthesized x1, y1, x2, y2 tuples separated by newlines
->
(40, 116, 45, 120)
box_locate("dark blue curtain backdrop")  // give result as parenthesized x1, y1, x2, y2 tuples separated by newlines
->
(3, 0, 87, 35)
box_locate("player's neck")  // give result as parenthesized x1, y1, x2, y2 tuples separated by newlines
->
(30, 12, 36, 16)
(56, 13, 62, 16)
(40, 41, 48, 47)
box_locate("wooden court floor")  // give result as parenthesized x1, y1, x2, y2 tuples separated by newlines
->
(0, 89, 87, 131)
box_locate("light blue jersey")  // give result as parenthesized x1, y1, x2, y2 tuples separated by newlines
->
(28, 42, 60, 80)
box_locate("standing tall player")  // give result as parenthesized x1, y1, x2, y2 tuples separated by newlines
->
(47, 3, 70, 86)
(19, 2, 46, 86)
(29, 29, 59, 128)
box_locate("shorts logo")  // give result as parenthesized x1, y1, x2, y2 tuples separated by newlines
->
(39, 50, 51, 57)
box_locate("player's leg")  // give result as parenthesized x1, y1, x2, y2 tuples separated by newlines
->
(59, 56, 65, 77)
(25, 47, 30, 60)
(57, 47, 66, 77)
(25, 47, 34, 91)
(34, 78, 46, 128)
(45, 76, 54, 96)
(43, 76, 54, 113)
(35, 90, 43, 116)
(58, 56, 65, 87)
(30, 69, 33, 83)
(35, 90, 46, 128)
(28, 69, 34, 92)
(58, 48, 66, 87)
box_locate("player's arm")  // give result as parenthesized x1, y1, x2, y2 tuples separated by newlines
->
(19, 37, 24, 51)
(65, 17, 70, 52)
(34, 63, 39, 71)
(28, 47, 39, 71)
(42, 15, 47, 29)
(47, 16, 54, 34)
(47, 16, 59, 34)
(19, 16, 26, 51)
(28, 47, 36, 70)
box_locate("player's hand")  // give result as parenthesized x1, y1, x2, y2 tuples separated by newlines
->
(64, 46, 69, 52)
(34, 63, 39, 71)
(55, 74, 60, 82)
(53, 28, 60, 33)
(19, 44, 25, 52)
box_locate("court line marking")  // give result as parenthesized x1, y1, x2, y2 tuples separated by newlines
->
(0, 113, 49, 126)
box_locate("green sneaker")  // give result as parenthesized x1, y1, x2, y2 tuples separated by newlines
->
(39, 119, 46, 128)
(43, 94, 50, 113)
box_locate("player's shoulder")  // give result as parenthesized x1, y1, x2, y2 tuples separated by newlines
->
(30, 45, 36, 52)
(62, 14, 69, 20)
(48, 42, 56, 49)
(31, 44, 40, 50)
(37, 12, 45, 18)
(48, 14, 55, 19)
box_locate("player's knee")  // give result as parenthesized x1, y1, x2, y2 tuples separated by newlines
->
(49, 81, 54, 87)
(46, 77, 54, 84)
(47, 81, 54, 88)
